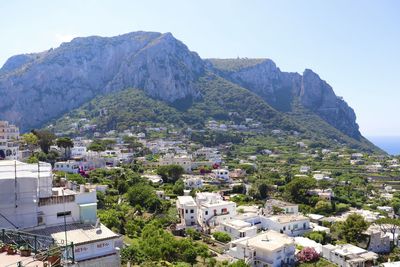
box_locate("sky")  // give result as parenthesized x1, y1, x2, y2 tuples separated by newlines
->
(0, 0, 399, 136)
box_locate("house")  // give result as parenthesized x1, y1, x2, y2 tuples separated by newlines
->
(230, 169, 246, 179)
(265, 214, 311, 237)
(183, 175, 204, 189)
(196, 192, 236, 229)
(363, 225, 391, 253)
(299, 166, 311, 173)
(227, 230, 295, 267)
(212, 168, 230, 181)
(0, 121, 20, 160)
(142, 174, 163, 184)
(218, 219, 258, 240)
(176, 196, 198, 229)
(322, 243, 378, 267)
(308, 188, 334, 201)
(265, 199, 299, 215)
(54, 160, 81, 173)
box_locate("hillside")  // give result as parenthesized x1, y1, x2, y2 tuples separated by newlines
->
(207, 58, 361, 139)
(0, 31, 382, 152)
(51, 72, 381, 153)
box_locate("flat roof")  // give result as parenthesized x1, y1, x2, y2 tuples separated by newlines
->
(265, 199, 297, 207)
(177, 196, 197, 206)
(233, 230, 294, 251)
(223, 219, 252, 229)
(268, 214, 308, 224)
(29, 223, 119, 245)
(333, 244, 366, 256)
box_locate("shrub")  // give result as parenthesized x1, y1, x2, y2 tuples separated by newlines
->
(212, 232, 231, 243)
(297, 247, 320, 263)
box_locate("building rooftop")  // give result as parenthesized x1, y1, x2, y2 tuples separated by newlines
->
(177, 196, 197, 206)
(223, 219, 252, 229)
(265, 199, 297, 207)
(29, 223, 119, 245)
(268, 214, 308, 224)
(233, 230, 294, 252)
(333, 244, 366, 256)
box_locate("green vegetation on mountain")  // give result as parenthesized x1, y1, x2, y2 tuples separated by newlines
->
(50, 72, 382, 153)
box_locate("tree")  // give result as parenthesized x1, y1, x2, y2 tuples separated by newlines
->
(186, 228, 201, 240)
(56, 137, 74, 159)
(157, 165, 185, 183)
(315, 200, 332, 215)
(173, 179, 185, 196)
(123, 136, 143, 152)
(284, 177, 316, 204)
(249, 180, 271, 200)
(296, 247, 319, 263)
(127, 184, 161, 212)
(21, 133, 39, 155)
(375, 218, 400, 248)
(121, 242, 145, 265)
(33, 130, 55, 154)
(340, 214, 368, 243)
(88, 142, 106, 152)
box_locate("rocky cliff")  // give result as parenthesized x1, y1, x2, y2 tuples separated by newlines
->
(0, 31, 204, 131)
(208, 59, 361, 139)
(0, 31, 361, 142)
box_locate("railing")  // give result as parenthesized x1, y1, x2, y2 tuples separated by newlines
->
(1, 228, 75, 265)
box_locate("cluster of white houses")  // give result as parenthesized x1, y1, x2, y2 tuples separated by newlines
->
(176, 195, 382, 267)
(0, 160, 121, 266)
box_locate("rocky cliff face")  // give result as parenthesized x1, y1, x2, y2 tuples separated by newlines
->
(0, 31, 204, 131)
(0, 31, 361, 140)
(208, 59, 361, 139)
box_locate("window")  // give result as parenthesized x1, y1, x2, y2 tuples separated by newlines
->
(185, 209, 188, 214)
(205, 211, 208, 215)
(190, 209, 194, 213)
(283, 226, 286, 231)
(57, 211, 71, 217)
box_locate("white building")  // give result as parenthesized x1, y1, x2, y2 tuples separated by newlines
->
(70, 146, 87, 158)
(212, 169, 230, 181)
(0, 121, 20, 160)
(227, 230, 295, 267)
(322, 243, 378, 267)
(265, 214, 311, 237)
(196, 192, 237, 229)
(157, 153, 192, 172)
(218, 219, 257, 240)
(183, 175, 204, 189)
(176, 196, 198, 229)
(265, 199, 299, 215)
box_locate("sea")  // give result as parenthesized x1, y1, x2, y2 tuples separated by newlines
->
(367, 136, 400, 156)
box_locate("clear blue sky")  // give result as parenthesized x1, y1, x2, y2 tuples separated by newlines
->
(1, 0, 399, 136)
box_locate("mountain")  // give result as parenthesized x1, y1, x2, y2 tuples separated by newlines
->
(0, 32, 204, 131)
(207, 58, 360, 139)
(0, 31, 380, 152)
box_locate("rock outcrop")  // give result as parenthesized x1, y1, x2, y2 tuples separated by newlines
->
(0, 31, 204, 131)
(208, 59, 361, 139)
(0, 31, 360, 140)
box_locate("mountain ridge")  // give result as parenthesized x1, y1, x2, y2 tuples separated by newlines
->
(0, 31, 380, 152)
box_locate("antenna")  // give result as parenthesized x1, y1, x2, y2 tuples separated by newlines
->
(95, 218, 100, 228)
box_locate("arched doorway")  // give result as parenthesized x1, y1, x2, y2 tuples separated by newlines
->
(0, 149, 5, 159)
